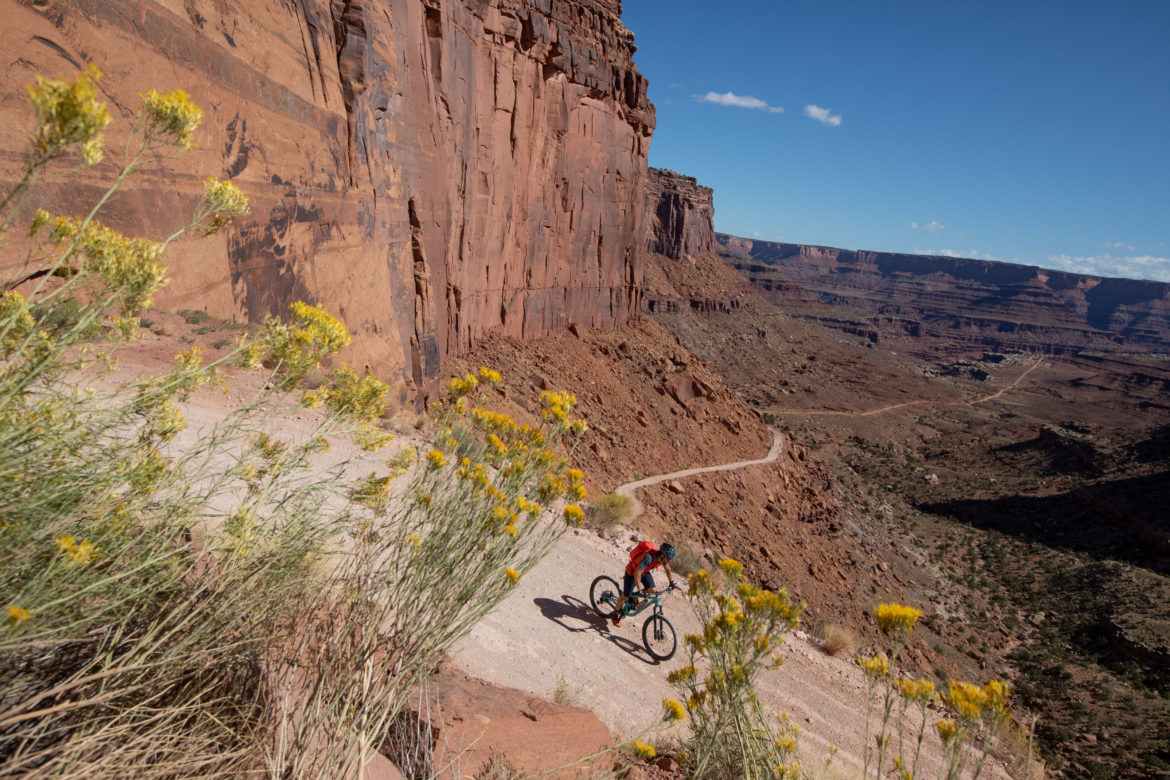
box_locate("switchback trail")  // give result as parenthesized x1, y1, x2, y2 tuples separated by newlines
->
(614, 428, 785, 521)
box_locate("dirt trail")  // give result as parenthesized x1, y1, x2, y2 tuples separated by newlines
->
(451, 435, 1013, 779)
(768, 358, 1044, 418)
(614, 429, 785, 520)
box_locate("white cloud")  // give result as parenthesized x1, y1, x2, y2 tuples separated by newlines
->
(910, 220, 946, 234)
(1102, 241, 1137, 251)
(803, 104, 842, 127)
(695, 91, 783, 113)
(916, 248, 1001, 261)
(1046, 253, 1170, 282)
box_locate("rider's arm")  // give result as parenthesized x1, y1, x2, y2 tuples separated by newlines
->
(664, 562, 675, 587)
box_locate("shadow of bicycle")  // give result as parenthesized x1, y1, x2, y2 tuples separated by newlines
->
(532, 595, 662, 666)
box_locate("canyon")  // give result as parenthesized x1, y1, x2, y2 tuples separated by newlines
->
(717, 235, 1170, 359)
(3, 0, 1169, 775)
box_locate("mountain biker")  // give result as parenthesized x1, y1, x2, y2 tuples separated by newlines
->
(611, 541, 676, 627)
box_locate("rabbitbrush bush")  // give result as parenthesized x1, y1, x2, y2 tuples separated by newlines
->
(664, 561, 1034, 780)
(0, 67, 587, 778)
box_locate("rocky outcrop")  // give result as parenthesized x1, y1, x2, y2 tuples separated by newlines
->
(0, 0, 654, 396)
(642, 169, 748, 315)
(382, 665, 612, 780)
(718, 236, 1170, 357)
(644, 167, 714, 260)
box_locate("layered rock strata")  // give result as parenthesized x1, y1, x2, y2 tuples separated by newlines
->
(0, 0, 654, 395)
(718, 236, 1170, 357)
(643, 167, 714, 260)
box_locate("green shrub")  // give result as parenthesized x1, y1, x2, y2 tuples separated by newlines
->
(177, 308, 210, 325)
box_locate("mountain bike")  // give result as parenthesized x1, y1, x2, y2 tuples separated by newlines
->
(589, 576, 678, 660)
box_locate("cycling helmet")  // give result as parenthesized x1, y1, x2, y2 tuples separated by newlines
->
(660, 543, 676, 560)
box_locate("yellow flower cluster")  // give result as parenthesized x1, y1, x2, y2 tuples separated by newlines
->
(471, 407, 514, 435)
(539, 390, 576, 422)
(478, 366, 502, 384)
(943, 680, 986, 721)
(536, 471, 565, 502)
(55, 535, 96, 565)
(667, 665, 698, 684)
(0, 291, 36, 356)
(140, 88, 203, 150)
(504, 568, 521, 585)
(50, 217, 167, 314)
(935, 719, 958, 742)
(857, 654, 890, 679)
(718, 557, 744, 578)
(27, 64, 111, 164)
(303, 365, 389, 423)
(7, 605, 32, 625)
(688, 569, 714, 597)
(174, 346, 204, 373)
(425, 449, 446, 469)
(200, 176, 250, 235)
(874, 603, 924, 636)
(562, 504, 584, 526)
(350, 472, 392, 513)
(663, 698, 686, 722)
(896, 677, 936, 702)
(632, 740, 656, 759)
(264, 302, 352, 381)
(448, 373, 479, 399)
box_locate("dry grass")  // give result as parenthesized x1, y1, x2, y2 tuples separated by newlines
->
(670, 543, 704, 576)
(549, 673, 586, 708)
(586, 494, 633, 533)
(821, 624, 858, 657)
(998, 714, 1048, 780)
(474, 751, 524, 780)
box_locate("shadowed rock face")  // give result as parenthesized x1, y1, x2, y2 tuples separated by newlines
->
(718, 236, 1170, 357)
(0, 0, 654, 395)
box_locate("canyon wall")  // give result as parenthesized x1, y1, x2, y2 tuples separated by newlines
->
(0, 0, 654, 395)
(719, 236, 1170, 357)
(643, 167, 714, 260)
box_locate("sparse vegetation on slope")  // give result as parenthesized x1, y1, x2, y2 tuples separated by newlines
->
(0, 70, 589, 778)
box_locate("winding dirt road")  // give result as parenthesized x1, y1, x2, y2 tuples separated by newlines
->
(768, 358, 1044, 418)
(614, 428, 785, 520)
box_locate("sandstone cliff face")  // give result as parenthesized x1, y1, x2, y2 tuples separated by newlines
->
(718, 236, 1170, 357)
(0, 0, 654, 394)
(644, 167, 714, 260)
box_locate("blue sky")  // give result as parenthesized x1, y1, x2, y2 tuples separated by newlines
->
(621, 1, 1170, 282)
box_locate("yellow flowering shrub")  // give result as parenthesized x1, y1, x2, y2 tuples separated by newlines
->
(668, 556, 805, 779)
(26, 64, 111, 165)
(139, 88, 203, 150)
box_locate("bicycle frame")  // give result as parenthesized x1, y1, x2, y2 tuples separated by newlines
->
(618, 588, 669, 618)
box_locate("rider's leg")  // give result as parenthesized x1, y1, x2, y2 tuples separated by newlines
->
(615, 573, 637, 615)
(641, 572, 655, 596)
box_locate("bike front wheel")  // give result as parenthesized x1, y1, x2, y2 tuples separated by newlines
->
(642, 614, 677, 660)
(589, 575, 621, 618)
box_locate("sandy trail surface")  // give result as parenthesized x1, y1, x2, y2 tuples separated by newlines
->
(453, 498, 1013, 778)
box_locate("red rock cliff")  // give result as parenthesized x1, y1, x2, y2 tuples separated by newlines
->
(0, 0, 654, 394)
(644, 167, 714, 260)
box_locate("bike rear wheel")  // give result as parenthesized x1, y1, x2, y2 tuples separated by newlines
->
(642, 614, 677, 660)
(589, 575, 621, 618)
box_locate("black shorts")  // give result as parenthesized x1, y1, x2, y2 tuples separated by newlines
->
(623, 571, 655, 597)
